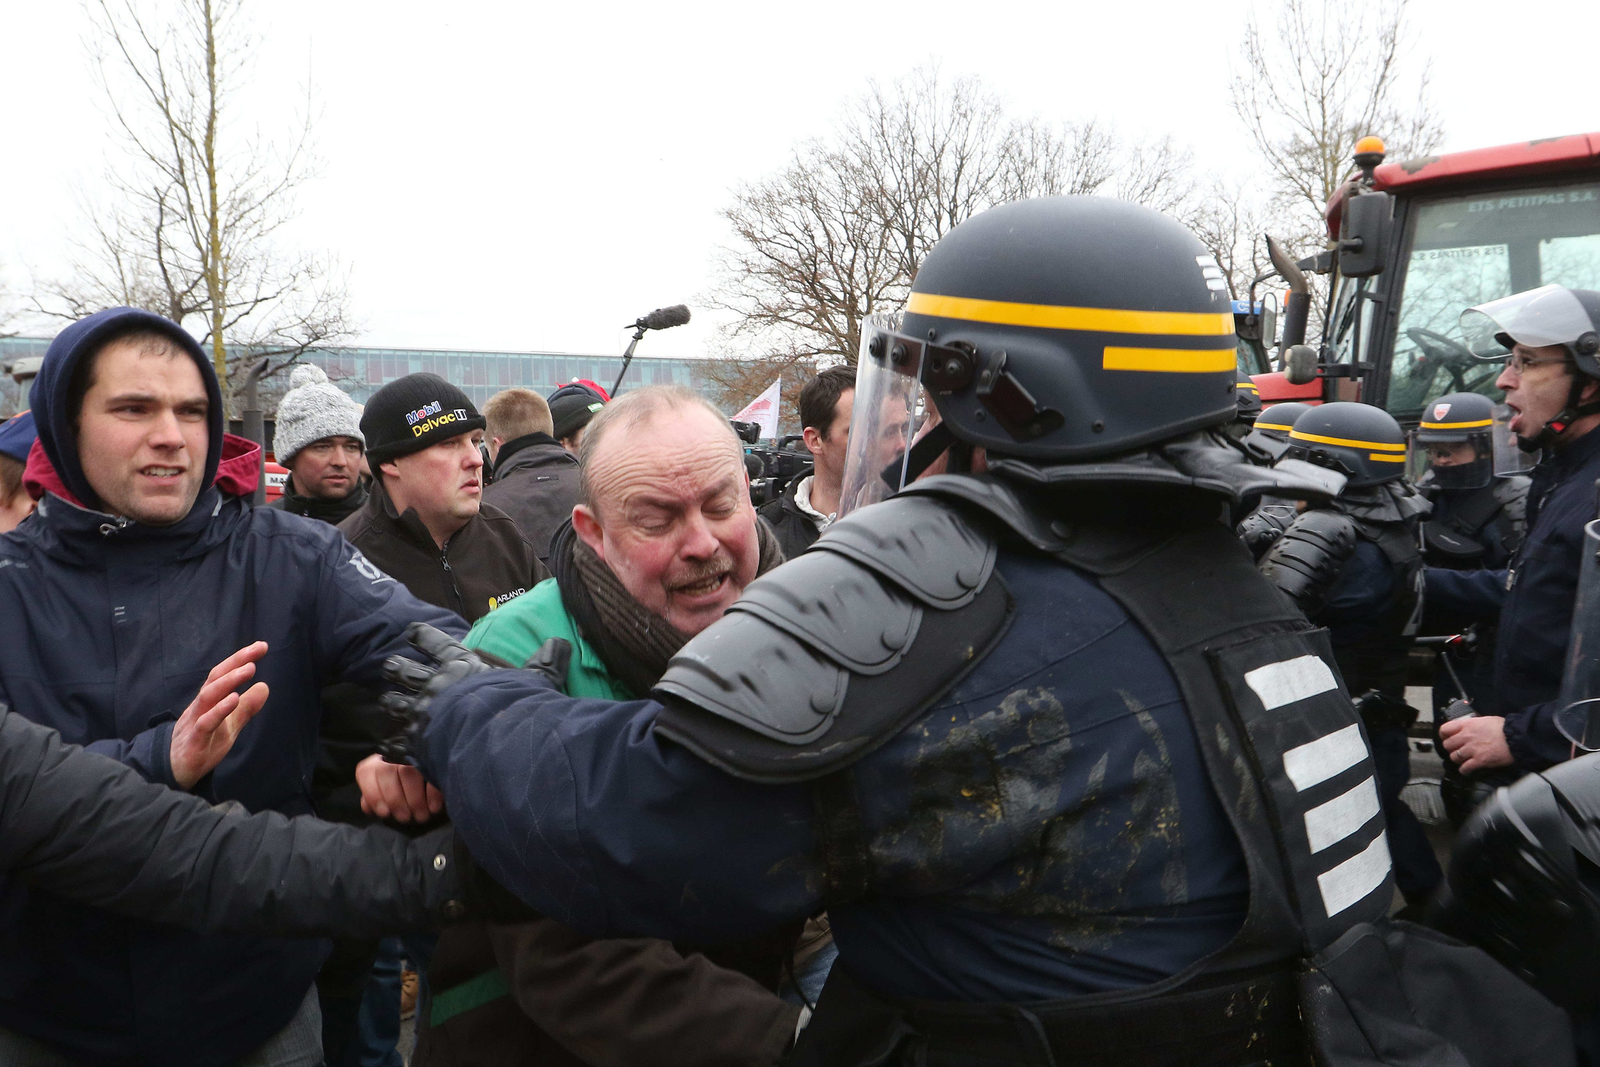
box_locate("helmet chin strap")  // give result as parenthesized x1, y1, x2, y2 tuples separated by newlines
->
(1529, 374, 1600, 451)
(878, 423, 958, 490)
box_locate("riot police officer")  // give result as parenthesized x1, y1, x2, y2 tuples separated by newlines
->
(390, 199, 1566, 1066)
(1430, 287, 1600, 778)
(1411, 391, 1529, 824)
(1258, 402, 1442, 911)
(1411, 392, 1528, 571)
(1236, 401, 1315, 556)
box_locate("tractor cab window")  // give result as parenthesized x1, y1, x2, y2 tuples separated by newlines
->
(1385, 181, 1600, 421)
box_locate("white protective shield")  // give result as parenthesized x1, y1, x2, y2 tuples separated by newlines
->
(1461, 284, 1597, 358)
(837, 316, 936, 517)
(1556, 520, 1600, 751)
(1491, 403, 1539, 476)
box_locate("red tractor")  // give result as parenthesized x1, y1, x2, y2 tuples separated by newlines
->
(1252, 132, 1600, 421)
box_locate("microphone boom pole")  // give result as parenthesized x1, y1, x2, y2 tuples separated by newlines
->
(611, 304, 691, 397)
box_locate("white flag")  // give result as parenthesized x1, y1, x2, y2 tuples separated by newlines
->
(731, 378, 781, 440)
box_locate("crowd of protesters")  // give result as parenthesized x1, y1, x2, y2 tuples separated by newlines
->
(0, 306, 859, 1067)
(7, 261, 1600, 1067)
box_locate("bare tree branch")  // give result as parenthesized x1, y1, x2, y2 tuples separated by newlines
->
(709, 65, 1200, 366)
(34, 0, 354, 412)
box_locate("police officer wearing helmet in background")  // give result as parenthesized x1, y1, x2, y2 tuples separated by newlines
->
(1235, 401, 1314, 558)
(1258, 403, 1442, 914)
(1428, 287, 1600, 778)
(1409, 391, 1529, 825)
(375, 197, 1568, 1066)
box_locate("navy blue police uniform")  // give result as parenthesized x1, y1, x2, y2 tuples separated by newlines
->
(400, 200, 1572, 1067)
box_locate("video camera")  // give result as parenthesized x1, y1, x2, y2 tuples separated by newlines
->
(729, 422, 810, 507)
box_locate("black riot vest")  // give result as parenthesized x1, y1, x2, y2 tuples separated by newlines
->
(654, 476, 1572, 1067)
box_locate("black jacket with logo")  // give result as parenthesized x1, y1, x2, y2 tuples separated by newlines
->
(338, 478, 548, 625)
(483, 434, 581, 566)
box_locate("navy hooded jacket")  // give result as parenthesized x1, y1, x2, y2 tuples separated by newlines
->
(0, 308, 467, 1067)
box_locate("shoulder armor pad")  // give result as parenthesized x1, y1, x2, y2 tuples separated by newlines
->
(653, 497, 1012, 783)
(1259, 509, 1358, 615)
(811, 494, 996, 608)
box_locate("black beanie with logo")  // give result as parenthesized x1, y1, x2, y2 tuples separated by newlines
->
(361, 373, 486, 464)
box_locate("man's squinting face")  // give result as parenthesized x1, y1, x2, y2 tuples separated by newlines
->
(76, 338, 209, 525)
(574, 406, 759, 636)
(289, 436, 363, 499)
(383, 431, 484, 525)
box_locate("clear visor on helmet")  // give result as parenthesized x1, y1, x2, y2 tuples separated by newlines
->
(837, 316, 937, 517)
(1555, 520, 1600, 751)
(1460, 285, 1597, 359)
(1406, 427, 1492, 491)
(1492, 402, 1539, 475)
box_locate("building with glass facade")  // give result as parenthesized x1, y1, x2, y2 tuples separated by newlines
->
(0, 336, 719, 418)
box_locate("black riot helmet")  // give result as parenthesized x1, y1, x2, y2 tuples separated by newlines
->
(1409, 391, 1495, 490)
(1234, 370, 1263, 424)
(1242, 401, 1312, 463)
(838, 197, 1239, 514)
(1434, 754, 1600, 1012)
(1282, 402, 1407, 488)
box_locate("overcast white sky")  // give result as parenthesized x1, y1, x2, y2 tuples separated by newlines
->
(2, 0, 1596, 363)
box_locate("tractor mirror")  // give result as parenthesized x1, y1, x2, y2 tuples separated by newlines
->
(1338, 192, 1393, 279)
(1284, 344, 1320, 385)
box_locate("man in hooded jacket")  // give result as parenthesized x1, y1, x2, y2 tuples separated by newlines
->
(0, 307, 466, 1067)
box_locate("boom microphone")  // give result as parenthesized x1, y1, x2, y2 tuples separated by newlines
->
(637, 304, 691, 331)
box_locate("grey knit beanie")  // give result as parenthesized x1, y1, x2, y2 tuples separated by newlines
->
(274, 364, 365, 465)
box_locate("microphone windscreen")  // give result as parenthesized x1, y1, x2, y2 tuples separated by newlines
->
(641, 304, 692, 330)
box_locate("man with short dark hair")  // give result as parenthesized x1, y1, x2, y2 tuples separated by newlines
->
(481, 387, 580, 565)
(270, 364, 368, 524)
(758, 365, 853, 558)
(0, 306, 466, 1067)
(339, 373, 547, 622)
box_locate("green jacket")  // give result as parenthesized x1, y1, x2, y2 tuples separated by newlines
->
(464, 578, 635, 700)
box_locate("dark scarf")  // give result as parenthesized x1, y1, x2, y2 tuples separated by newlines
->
(549, 517, 784, 697)
(280, 476, 369, 524)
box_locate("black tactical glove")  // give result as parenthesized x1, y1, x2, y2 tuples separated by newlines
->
(378, 624, 573, 765)
(1353, 689, 1419, 733)
(1237, 504, 1298, 560)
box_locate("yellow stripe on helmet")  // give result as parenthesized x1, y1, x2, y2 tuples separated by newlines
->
(1418, 418, 1493, 430)
(1369, 453, 1407, 462)
(1102, 347, 1238, 373)
(1289, 429, 1406, 452)
(906, 292, 1234, 337)
(1237, 381, 1260, 392)
(1253, 421, 1295, 432)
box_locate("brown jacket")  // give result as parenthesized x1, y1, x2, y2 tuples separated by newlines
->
(415, 918, 802, 1067)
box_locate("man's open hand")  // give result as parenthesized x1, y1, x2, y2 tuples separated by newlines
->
(1440, 714, 1514, 775)
(356, 753, 444, 823)
(171, 641, 271, 790)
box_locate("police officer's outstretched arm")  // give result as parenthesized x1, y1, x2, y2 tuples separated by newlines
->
(412, 658, 822, 943)
(0, 704, 462, 939)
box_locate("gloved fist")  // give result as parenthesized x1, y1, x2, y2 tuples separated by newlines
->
(377, 626, 574, 765)
(378, 624, 504, 764)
